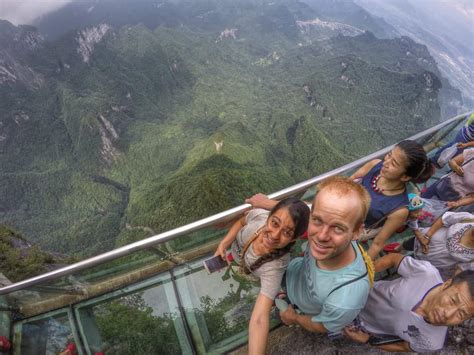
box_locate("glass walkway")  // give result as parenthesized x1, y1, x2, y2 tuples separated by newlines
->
(0, 111, 472, 354)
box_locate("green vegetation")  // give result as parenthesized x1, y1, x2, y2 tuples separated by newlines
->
(95, 294, 181, 354)
(0, 225, 61, 282)
(0, 0, 447, 264)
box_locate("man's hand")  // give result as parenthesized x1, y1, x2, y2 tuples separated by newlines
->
(457, 142, 468, 149)
(280, 304, 298, 325)
(245, 193, 273, 209)
(343, 325, 370, 344)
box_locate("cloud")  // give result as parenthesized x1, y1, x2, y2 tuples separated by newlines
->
(0, 0, 73, 25)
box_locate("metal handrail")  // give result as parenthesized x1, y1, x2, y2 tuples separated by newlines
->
(0, 111, 471, 295)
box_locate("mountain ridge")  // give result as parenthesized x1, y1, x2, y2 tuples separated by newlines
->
(0, 0, 461, 260)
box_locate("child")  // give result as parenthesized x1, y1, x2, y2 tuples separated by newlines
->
(399, 193, 426, 252)
(406, 193, 424, 231)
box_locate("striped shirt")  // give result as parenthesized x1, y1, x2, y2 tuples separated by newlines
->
(462, 115, 474, 140)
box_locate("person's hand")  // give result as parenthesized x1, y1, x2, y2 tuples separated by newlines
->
(245, 193, 271, 209)
(446, 200, 460, 209)
(343, 325, 370, 344)
(280, 304, 298, 325)
(448, 159, 464, 176)
(214, 243, 227, 260)
(457, 142, 467, 149)
(421, 242, 429, 254)
(416, 233, 431, 254)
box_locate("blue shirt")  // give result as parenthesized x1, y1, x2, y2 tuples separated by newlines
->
(361, 161, 409, 227)
(286, 241, 370, 332)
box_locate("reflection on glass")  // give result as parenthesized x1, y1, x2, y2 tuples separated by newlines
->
(174, 258, 278, 354)
(15, 313, 73, 355)
(77, 275, 191, 355)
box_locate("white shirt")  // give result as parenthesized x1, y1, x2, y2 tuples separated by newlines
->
(231, 209, 290, 300)
(415, 212, 474, 278)
(358, 257, 447, 352)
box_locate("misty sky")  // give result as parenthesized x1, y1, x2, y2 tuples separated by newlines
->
(0, 0, 73, 25)
(0, 0, 473, 26)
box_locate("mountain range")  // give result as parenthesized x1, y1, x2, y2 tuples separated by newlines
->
(355, 0, 473, 110)
(0, 0, 464, 259)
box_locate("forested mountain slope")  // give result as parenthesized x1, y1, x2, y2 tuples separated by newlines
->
(0, 0, 459, 258)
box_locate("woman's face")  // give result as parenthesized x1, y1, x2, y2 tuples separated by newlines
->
(262, 208, 296, 250)
(381, 146, 410, 182)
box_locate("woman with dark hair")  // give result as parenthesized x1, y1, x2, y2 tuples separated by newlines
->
(350, 140, 433, 259)
(422, 149, 474, 212)
(215, 197, 310, 355)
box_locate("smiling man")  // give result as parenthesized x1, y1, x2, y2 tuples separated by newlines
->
(344, 254, 474, 352)
(280, 176, 372, 334)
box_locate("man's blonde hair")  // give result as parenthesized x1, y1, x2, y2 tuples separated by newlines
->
(316, 175, 371, 228)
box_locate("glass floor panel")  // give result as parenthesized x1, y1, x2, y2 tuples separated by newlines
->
(75, 273, 193, 355)
(13, 311, 77, 355)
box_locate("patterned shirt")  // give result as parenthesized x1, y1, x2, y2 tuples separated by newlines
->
(415, 212, 473, 279)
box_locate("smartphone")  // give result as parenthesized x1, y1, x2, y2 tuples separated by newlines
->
(203, 255, 228, 274)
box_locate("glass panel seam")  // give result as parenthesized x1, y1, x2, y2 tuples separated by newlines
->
(170, 269, 198, 355)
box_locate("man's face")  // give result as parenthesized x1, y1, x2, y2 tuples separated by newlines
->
(425, 281, 473, 326)
(308, 188, 363, 263)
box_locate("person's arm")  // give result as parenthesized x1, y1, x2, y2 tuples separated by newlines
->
(424, 216, 444, 239)
(374, 253, 404, 273)
(376, 341, 413, 352)
(414, 230, 429, 254)
(414, 216, 444, 254)
(350, 159, 380, 180)
(447, 195, 474, 209)
(413, 229, 423, 239)
(245, 193, 277, 210)
(457, 141, 474, 149)
(214, 215, 246, 259)
(367, 208, 409, 259)
(248, 293, 274, 355)
(344, 327, 412, 352)
(448, 153, 465, 176)
(280, 305, 327, 333)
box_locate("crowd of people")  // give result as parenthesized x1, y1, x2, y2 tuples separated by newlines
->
(214, 116, 473, 354)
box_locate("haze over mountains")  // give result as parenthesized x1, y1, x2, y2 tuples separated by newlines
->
(356, 0, 474, 109)
(0, 0, 468, 259)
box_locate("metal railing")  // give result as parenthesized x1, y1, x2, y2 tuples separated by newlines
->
(0, 111, 471, 295)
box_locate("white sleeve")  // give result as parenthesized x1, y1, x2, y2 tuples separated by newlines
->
(441, 212, 474, 227)
(397, 256, 440, 279)
(457, 261, 474, 272)
(256, 261, 286, 300)
(245, 208, 269, 224)
(463, 148, 474, 161)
